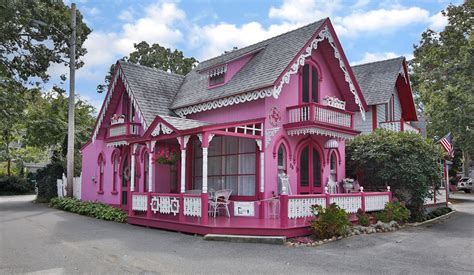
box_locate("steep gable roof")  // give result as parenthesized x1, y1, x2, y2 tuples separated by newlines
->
(171, 19, 327, 110)
(351, 57, 405, 105)
(119, 61, 184, 124)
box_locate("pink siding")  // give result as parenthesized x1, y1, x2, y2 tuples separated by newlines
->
(188, 98, 265, 123)
(224, 54, 254, 84)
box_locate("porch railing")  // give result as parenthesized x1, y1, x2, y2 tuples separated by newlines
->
(107, 122, 140, 138)
(379, 120, 420, 134)
(280, 190, 392, 226)
(131, 192, 203, 218)
(287, 102, 353, 128)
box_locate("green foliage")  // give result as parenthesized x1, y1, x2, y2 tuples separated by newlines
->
(310, 203, 350, 239)
(425, 207, 452, 221)
(411, 1, 473, 176)
(0, 0, 91, 84)
(356, 208, 370, 226)
(98, 41, 198, 93)
(50, 197, 128, 223)
(346, 130, 444, 219)
(0, 175, 34, 195)
(36, 159, 64, 201)
(375, 201, 410, 224)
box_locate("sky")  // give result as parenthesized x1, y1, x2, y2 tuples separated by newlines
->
(50, 0, 458, 112)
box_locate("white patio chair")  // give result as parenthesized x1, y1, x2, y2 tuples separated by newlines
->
(208, 189, 232, 218)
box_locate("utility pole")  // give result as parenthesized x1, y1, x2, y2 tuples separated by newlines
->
(66, 3, 76, 197)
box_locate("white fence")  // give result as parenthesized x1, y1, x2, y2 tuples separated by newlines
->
(57, 173, 82, 199)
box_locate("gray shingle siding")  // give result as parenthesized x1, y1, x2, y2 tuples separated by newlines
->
(354, 108, 372, 134)
(393, 87, 402, 121)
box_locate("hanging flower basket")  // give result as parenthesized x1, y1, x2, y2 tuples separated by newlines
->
(153, 148, 178, 165)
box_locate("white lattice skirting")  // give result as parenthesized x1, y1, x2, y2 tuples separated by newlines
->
(364, 195, 389, 212)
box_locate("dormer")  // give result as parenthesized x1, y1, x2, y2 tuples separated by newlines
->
(205, 50, 258, 89)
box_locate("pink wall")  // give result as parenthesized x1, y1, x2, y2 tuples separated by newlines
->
(189, 98, 265, 123)
(81, 139, 121, 205)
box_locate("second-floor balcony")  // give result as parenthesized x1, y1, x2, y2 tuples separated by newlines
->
(107, 122, 141, 140)
(379, 121, 420, 134)
(287, 102, 354, 129)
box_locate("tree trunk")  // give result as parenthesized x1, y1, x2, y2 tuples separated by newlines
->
(463, 150, 470, 177)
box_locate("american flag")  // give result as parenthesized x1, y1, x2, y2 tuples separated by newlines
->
(439, 133, 454, 158)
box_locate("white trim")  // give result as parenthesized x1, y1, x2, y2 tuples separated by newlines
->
(92, 66, 148, 142)
(175, 88, 273, 117)
(151, 122, 174, 136)
(106, 141, 128, 147)
(265, 127, 280, 148)
(287, 127, 354, 140)
(273, 26, 365, 120)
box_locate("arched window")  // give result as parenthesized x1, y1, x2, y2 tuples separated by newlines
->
(330, 151, 337, 179)
(277, 144, 286, 174)
(98, 153, 105, 194)
(143, 151, 149, 192)
(112, 151, 120, 194)
(302, 63, 319, 103)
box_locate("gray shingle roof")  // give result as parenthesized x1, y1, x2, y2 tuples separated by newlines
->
(119, 61, 184, 126)
(160, 115, 210, 131)
(170, 19, 326, 109)
(351, 57, 405, 105)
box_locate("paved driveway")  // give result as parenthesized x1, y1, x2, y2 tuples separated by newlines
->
(1, 194, 473, 274)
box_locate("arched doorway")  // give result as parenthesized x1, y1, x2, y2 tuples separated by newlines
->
(298, 143, 322, 194)
(120, 151, 130, 209)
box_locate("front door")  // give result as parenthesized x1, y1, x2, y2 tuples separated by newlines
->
(298, 144, 322, 194)
(121, 153, 130, 209)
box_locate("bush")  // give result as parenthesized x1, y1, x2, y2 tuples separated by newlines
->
(50, 197, 127, 223)
(375, 201, 410, 223)
(36, 162, 64, 201)
(310, 203, 350, 239)
(0, 176, 35, 195)
(356, 208, 370, 226)
(346, 130, 444, 220)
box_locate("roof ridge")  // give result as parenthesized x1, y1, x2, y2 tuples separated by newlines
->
(197, 18, 328, 66)
(118, 60, 186, 78)
(352, 56, 405, 68)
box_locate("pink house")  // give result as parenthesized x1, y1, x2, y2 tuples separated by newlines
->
(81, 18, 392, 237)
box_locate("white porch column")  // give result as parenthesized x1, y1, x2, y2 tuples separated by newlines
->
(178, 136, 190, 193)
(148, 141, 156, 192)
(202, 147, 208, 193)
(256, 139, 264, 193)
(130, 144, 137, 191)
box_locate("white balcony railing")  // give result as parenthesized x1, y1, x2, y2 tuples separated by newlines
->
(108, 122, 140, 138)
(379, 121, 420, 134)
(287, 103, 353, 128)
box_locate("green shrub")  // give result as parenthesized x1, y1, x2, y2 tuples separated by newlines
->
(310, 203, 350, 239)
(356, 208, 370, 226)
(375, 201, 410, 223)
(0, 176, 35, 195)
(50, 197, 127, 223)
(36, 162, 64, 201)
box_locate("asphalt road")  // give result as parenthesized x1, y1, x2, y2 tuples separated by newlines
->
(1, 194, 473, 275)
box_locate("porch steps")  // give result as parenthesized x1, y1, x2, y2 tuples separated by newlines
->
(203, 234, 286, 245)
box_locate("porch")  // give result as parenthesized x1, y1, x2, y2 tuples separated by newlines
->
(128, 189, 392, 237)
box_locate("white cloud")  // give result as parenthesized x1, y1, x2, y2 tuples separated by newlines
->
(191, 22, 300, 60)
(429, 12, 448, 30)
(78, 1, 186, 81)
(351, 52, 413, 65)
(334, 7, 431, 37)
(269, 0, 341, 24)
(352, 0, 371, 9)
(118, 9, 134, 22)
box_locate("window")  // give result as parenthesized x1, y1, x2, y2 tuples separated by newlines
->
(192, 136, 257, 197)
(330, 151, 337, 179)
(385, 94, 395, 121)
(112, 151, 120, 193)
(209, 74, 225, 86)
(98, 154, 105, 194)
(277, 144, 286, 173)
(143, 152, 149, 192)
(302, 63, 319, 103)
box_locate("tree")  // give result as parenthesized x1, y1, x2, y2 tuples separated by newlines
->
(0, 0, 90, 84)
(410, 1, 474, 176)
(346, 130, 444, 220)
(97, 41, 198, 93)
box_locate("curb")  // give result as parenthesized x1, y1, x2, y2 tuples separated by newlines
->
(203, 234, 286, 245)
(408, 210, 456, 227)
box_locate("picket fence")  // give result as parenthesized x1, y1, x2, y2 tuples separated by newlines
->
(57, 173, 82, 199)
